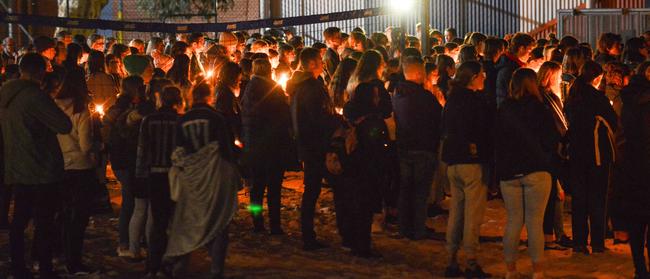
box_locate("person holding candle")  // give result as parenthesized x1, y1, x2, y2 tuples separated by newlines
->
(215, 61, 243, 141)
(241, 58, 291, 234)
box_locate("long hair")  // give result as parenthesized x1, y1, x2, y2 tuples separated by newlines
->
(216, 61, 242, 89)
(56, 67, 89, 114)
(87, 50, 106, 74)
(562, 47, 585, 76)
(566, 60, 603, 105)
(347, 50, 383, 96)
(449, 61, 482, 92)
(436, 54, 455, 78)
(458, 44, 478, 64)
(64, 43, 82, 69)
(329, 58, 358, 107)
(166, 54, 191, 88)
(509, 68, 541, 102)
(622, 37, 647, 64)
(121, 75, 146, 102)
(146, 37, 164, 55)
(537, 61, 562, 91)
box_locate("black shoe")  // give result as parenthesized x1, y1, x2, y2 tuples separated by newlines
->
(613, 239, 629, 245)
(444, 265, 464, 277)
(573, 245, 590, 255)
(270, 228, 285, 236)
(464, 265, 491, 278)
(556, 235, 573, 248)
(352, 249, 383, 259)
(544, 242, 569, 251)
(592, 246, 609, 253)
(303, 240, 328, 251)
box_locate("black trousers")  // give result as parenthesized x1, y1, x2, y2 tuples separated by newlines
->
(61, 170, 96, 268)
(628, 217, 650, 276)
(543, 177, 558, 235)
(335, 175, 374, 254)
(250, 163, 284, 231)
(300, 151, 326, 243)
(0, 182, 11, 225)
(10, 184, 59, 274)
(571, 162, 611, 249)
(147, 173, 174, 274)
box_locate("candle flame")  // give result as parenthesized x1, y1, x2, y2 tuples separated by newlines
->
(206, 70, 214, 78)
(94, 104, 105, 117)
(335, 107, 343, 115)
(234, 139, 243, 148)
(277, 73, 289, 91)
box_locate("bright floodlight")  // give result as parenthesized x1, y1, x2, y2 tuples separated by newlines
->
(390, 0, 414, 13)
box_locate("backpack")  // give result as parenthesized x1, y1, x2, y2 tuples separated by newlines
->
(325, 123, 358, 176)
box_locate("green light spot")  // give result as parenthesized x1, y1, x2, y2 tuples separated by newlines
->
(248, 204, 263, 216)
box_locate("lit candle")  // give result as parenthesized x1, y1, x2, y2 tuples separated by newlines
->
(206, 70, 214, 78)
(94, 103, 105, 118)
(277, 73, 289, 91)
(234, 139, 243, 148)
(335, 107, 343, 115)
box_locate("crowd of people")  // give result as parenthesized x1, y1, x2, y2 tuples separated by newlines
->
(0, 24, 648, 279)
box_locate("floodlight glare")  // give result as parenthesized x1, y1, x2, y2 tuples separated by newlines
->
(391, 0, 415, 14)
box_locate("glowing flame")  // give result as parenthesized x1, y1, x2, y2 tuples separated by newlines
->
(206, 70, 214, 78)
(277, 73, 289, 91)
(94, 104, 105, 117)
(234, 139, 243, 148)
(335, 107, 343, 115)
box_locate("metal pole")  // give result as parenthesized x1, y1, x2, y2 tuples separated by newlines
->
(421, 0, 430, 56)
(118, 0, 123, 43)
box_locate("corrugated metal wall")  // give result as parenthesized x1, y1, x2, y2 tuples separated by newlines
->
(281, 0, 597, 45)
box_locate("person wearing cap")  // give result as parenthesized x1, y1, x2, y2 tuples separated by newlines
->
(123, 54, 154, 85)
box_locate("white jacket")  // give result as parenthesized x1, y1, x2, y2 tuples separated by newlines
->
(55, 98, 95, 170)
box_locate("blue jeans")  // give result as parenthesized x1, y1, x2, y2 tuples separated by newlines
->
(500, 171, 551, 264)
(398, 150, 435, 239)
(114, 169, 134, 247)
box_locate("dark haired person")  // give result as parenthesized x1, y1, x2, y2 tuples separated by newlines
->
(54, 66, 97, 275)
(441, 61, 491, 278)
(290, 47, 339, 250)
(188, 32, 206, 79)
(565, 60, 617, 255)
(496, 33, 535, 107)
(595, 33, 622, 65)
(620, 61, 650, 279)
(482, 37, 506, 108)
(33, 36, 57, 73)
(166, 82, 239, 279)
(87, 50, 120, 109)
(1, 53, 72, 279)
(498, 68, 559, 279)
(240, 59, 291, 235)
(323, 27, 342, 83)
(348, 32, 367, 52)
(392, 56, 443, 241)
(214, 61, 243, 141)
(444, 28, 457, 43)
(622, 37, 648, 70)
(436, 54, 456, 97)
(135, 85, 183, 278)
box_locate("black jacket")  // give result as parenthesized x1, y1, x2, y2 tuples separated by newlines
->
(496, 96, 560, 181)
(392, 80, 443, 153)
(106, 96, 155, 171)
(176, 103, 238, 162)
(240, 75, 292, 168)
(441, 86, 493, 165)
(215, 85, 241, 140)
(495, 54, 523, 107)
(290, 73, 338, 155)
(594, 52, 619, 65)
(323, 48, 340, 82)
(135, 106, 179, 178)
(344, 79, 392, 121)
(565, 79, 618, 166)
(482, 59, 499, 108)
(620, 75, 650, 216)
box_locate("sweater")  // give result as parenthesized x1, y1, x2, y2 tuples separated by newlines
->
(392, 80, 443, 153)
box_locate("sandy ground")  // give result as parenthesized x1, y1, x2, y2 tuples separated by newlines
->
(0, 171, 637, 278)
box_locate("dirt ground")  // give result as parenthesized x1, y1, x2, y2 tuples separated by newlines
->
(0, 171, 638, 279)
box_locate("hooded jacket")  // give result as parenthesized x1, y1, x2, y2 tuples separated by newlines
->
(55, 98, 95, 170)
(0, 79, 72, 185)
